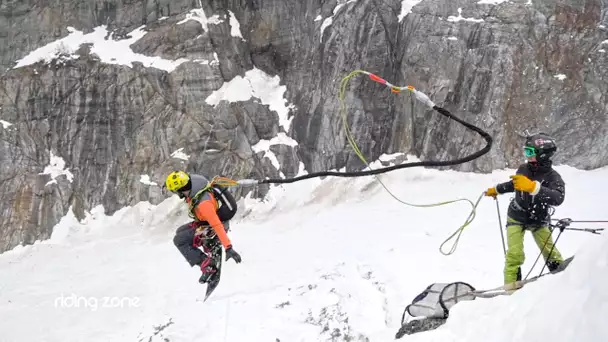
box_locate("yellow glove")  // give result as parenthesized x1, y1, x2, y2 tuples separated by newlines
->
(510, 175, 538, 193)
(485, 187, 498, 197)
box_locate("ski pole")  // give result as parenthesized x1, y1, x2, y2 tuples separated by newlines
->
(530, 218, 570, 279)
(552, 219, 608, 224)
(537, 228, 564, 276)
(563, 227, 605, 235)
(495, 197, 506, 255)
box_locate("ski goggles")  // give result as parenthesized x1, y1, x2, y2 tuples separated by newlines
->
(524, 146, 536, 158)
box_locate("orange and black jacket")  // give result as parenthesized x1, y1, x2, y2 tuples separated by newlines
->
(185, 174, 232, 249)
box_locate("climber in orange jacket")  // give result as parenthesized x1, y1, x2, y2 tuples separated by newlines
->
(166, 171, 241, 284)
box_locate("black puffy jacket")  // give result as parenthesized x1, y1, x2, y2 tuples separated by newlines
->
(496, 161, 565, 225)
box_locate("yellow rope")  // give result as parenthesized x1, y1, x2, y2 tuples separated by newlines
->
(338, 70, 482, 255)
(208, 176, 239, 188)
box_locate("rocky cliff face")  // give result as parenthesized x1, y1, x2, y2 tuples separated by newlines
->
(1, 0, 607, 253)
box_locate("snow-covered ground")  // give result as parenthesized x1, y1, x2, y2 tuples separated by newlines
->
(1, 159, 607, 341)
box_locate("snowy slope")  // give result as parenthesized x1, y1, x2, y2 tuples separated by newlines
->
(1, 159, 607, 341)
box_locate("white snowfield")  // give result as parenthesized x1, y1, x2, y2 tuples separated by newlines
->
(1, 160, 607, 341)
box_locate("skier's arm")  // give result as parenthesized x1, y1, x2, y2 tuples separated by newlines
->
(496, 180, 514, 194)
(496, 165, 526, 194)
(533, 172, 565, 206)
(194, 200, 232, 249)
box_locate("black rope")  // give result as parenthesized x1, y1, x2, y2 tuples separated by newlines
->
(255, 105, 492, 185)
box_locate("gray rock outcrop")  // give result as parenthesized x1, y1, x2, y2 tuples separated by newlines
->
(0, 0, 606, 252)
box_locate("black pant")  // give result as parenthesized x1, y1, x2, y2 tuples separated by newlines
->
(173, 221, 230, 267)
(173, 222, 208, 267)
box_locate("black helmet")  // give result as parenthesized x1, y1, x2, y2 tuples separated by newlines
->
(524, 132, 557, 162)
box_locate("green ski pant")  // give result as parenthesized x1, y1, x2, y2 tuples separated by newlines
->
(504, 217, 563, 284)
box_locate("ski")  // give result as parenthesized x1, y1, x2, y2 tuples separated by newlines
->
(203, 244, 224, 302)
(550, 255, 574, 274)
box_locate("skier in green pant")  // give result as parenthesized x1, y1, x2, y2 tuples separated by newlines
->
(485, 133, 565, 289)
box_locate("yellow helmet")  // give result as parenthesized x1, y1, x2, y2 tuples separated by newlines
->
(165, 171, 190, 192)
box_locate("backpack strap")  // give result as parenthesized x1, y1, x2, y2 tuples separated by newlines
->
(187, 178, 238, 222)
(212, 186, 234, 211)
(187, 184, 214, 220)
